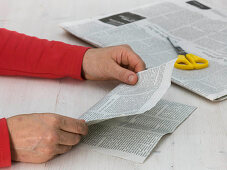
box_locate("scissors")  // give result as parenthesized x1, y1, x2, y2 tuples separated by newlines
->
(167, 37, 209, 70)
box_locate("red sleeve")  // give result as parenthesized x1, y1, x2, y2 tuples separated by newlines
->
(0, 118, 11, 168)
(0, 28, 90, 79)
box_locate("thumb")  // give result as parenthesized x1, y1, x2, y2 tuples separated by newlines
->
(111, 63, 138, 85)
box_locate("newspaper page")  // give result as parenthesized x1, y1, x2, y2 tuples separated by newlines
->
(80, 60, 175, 125)
(79, 99, 197, 163)
(61, 0, 227, 101)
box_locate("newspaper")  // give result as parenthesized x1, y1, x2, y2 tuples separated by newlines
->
(77, 60, 197, 163)
(77, 58, 197, 163)
(61, 0, 227, 101)
(80, 60, 175, 125)
(80, 99, 197, 163)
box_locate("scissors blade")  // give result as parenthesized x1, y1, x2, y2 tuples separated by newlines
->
(167, 37, 187, 55)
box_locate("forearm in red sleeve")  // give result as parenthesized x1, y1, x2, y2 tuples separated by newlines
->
(0, 28, 90, 79)
(0, 118, 11, 168)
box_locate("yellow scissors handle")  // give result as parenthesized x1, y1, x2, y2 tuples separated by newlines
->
(174, 55, 194, 70)
(174, 54, 209, 70)
(186, 54, 209, 69)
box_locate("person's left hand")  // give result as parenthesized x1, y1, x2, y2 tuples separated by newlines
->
(7, 113, 88, 163)
(82, 45, 146, 85)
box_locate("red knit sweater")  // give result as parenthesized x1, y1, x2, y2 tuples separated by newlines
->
(0, 28, 89, 167)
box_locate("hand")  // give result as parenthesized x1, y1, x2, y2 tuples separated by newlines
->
(7, 113, 88, 163)
(82, 45, 146, 85)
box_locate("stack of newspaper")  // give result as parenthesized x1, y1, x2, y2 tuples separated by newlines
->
(59, 0, 227, 162)
(61, 0, 227, 101)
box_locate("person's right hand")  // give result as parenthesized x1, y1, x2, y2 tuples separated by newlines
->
(7, 113, 88, 163)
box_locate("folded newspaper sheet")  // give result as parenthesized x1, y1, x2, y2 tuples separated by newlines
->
(61, 0, 227, 101)
(77, 60, 197, 162)
(80, 99, 197, 163)
(80, 60, 175, 125)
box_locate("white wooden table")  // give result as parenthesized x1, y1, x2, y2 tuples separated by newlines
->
(0, 0, 226, 169)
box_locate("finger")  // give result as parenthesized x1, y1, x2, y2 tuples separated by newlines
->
(55, 145, 72, 155)
(110, 61, 138, 85)
(58, 115, 88, 135)
(120, 47, 146, 72)
(58, 130, 81, 145)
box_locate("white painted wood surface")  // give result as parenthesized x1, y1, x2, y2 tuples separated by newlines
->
(0, 0, 226, 169)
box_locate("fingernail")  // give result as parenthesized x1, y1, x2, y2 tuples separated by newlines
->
(128, 75, 135, 83)
(78, 125, 85, 132)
